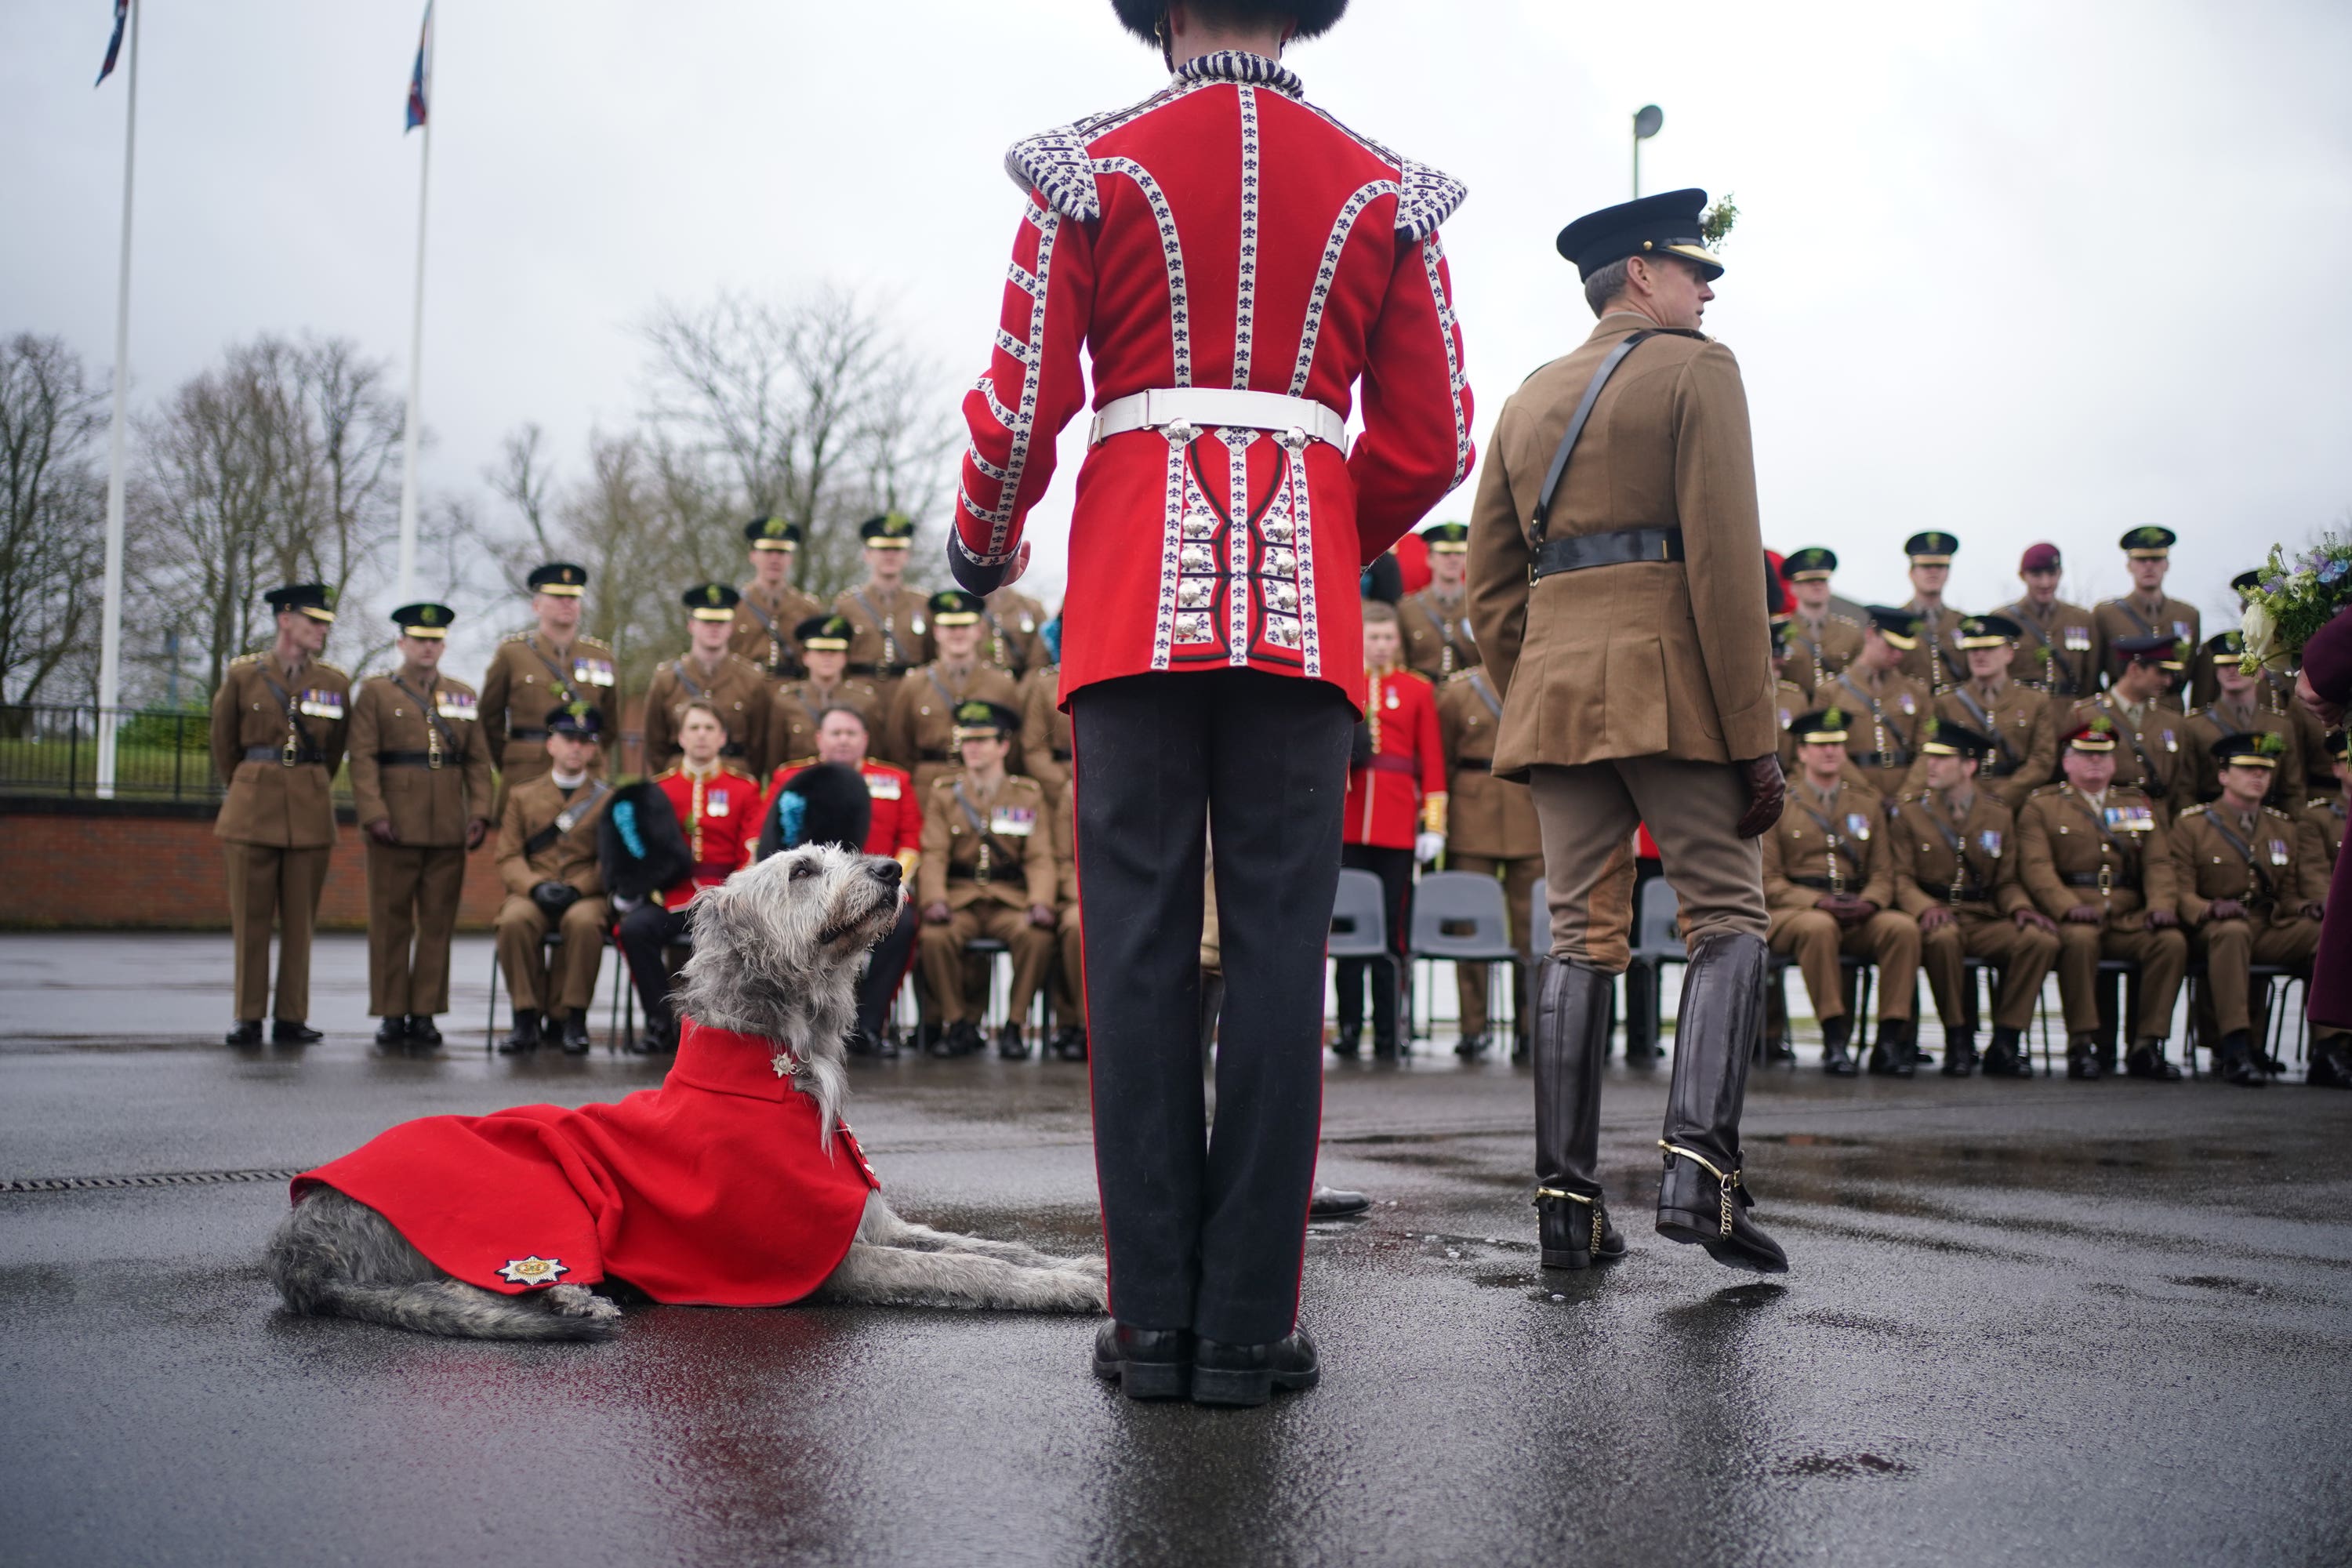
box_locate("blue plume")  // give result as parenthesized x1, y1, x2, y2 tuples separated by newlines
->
(1041, 615, 1062, 662)
(781, 792, 808, 848)
(613, 800, 646, 858)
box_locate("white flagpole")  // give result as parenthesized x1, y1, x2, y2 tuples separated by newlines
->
(95, 0, 142, 801)
(394, 5, 434, 602)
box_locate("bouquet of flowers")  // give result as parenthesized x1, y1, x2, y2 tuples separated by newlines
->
(2238, 535, 2352, 673)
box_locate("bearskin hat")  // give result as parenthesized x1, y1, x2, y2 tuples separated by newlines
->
(1111, 1, 1350, 44)
(757, 763, 873, 862)
(598, 781, 693, 903)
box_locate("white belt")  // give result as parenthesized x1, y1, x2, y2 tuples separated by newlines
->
(1087, 388, 1348, 450)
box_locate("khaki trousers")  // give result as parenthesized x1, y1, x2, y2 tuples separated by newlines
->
(493, 893, 609, 1014)
(1528, 758, 1766, 975)
(1767, 907, 1920, 1021)
(1054, 910, 1087, 1028)
(1922, 910, 2060, 1030)
(2053, 923, 2187, 1038)
(223, 843, 332, 1023)
(365, 842, 467, 1018)
(2194, 918, 2321, 1037)
(1450, 851, 1542, 1036)
(918, 902, 1054, 1025)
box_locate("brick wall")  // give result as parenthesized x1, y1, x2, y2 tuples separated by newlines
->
(0, 797, 507, 931)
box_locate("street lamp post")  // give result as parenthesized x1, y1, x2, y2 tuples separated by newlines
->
(1632, 103, 1663, 198)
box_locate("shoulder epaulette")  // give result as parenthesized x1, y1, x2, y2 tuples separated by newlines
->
(1401, 669, 1435, 686)
(721, 763, 757, 782)
(314, 661, 347, 678)
(500, 633, 530, 644)
(2027, 782, 2064, 797)
(652, 764, 681, 781)
(2176, 803, 2207, 818)
(931, 774, 962, 790)
(1443, 669, 1480, 686)
(778, 756, 817, 773)
(230, 652, 261, 666)
(2262, 805, 2293, 821)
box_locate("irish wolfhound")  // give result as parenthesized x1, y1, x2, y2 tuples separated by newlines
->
(266, 844, 1106, 1340)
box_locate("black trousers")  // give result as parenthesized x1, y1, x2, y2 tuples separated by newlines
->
(1072, 668, 1353, 1345)
(861, 900, 918, 1039)
(1336, 843, 1412, 1043)
(618, 902, 691, 1028)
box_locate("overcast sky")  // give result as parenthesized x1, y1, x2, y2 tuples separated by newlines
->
(7, 0, 2350, 670)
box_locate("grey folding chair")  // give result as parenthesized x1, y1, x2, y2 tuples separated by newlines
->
(1406, 869, 1522, 1044)
(1624, 876, 1689, 1058)
(1327, 868, 1395, 1034)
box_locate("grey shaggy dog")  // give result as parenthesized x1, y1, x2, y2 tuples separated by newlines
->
(266, 844, 1108, 1341)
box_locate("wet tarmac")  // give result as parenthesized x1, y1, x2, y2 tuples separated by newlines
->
(5, 933, 2352, 1566)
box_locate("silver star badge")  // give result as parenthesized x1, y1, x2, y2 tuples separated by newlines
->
(771, 1051, 794, 1079)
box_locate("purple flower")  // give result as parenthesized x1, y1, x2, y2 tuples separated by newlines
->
(2323, 557, 2349, 585)
(2263, 576, 2285, 593)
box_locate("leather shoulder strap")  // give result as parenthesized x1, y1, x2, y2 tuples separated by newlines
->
(1527, 328, 1692, 547)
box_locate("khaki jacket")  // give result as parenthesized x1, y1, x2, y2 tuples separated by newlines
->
(347, 671, 495, 847)
(1435, 670, 1539, 858)
(833, 582, 935, 675)
(495, 773, 612, 898)
(641, 652, 772, 779)
(1021, 666, 1074, 798)
(1399, 589, 1481, 681)
(209, 652, 350, 848)
(766, 677, 883, 773)
(1773, 678, 1806, 771)
(479, 633, 619, 781)
(1903, 679, 2056, 812)
(1053, 779, 1080, 911)
(1762, 779, 1896, 913)
(2093, 593, 2200, 695)
(980, 589, 1052, 679)
(730, 581, 825, 681)
(886, 662, 1024, 795)
(1898, 602, 1969, 695)
(2067, 695, 2187, 813)
(2177, 702, 2304, 814)
(1784, 612, 1864, 701)
(1889, 787, 2031, 920)
(1994, 597, 2098, 700)
(1822, 666, 1932, 797)
(917, 772, 1054, 912)
(1467, 312, 1774, 775)
(2169, 802, 2331, 927)
(2016, 783, 2177, 931)
(2303, 795, 2347, 873)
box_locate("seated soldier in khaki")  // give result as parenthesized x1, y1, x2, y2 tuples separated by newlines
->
(1889, 720, 2060, 1079)
(916, 701, 1055, 1062)
(2170, 731, 2329, 1087)
(493, 704, 614, 1055)
(768, 614, 884, 768)
(1047, 776, 1087, 1062)
(2017, 718, 2188, 1080)
(2178, 633, 2307, 814)
(2070, 634, 2190, 813)
(1904, 614, 2055, 812)
(1824, 608, 1932, 800)
(1764, 710, 1924, 1078)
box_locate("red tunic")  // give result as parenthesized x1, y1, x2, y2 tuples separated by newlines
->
(651, 764, 762, 910)
(290, 1019, 879, 1305)
(760, 759, 922, 865)
(1345, 666, 1445, 850)
(954, 50, 1472, 717)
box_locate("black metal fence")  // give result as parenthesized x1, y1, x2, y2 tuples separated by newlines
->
(0, 704, 356, 805)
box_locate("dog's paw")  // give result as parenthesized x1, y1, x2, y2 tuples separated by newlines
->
(545, 1284, 622, 1322)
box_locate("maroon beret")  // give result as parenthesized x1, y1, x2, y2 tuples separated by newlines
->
(2019, 542, 2062, 573)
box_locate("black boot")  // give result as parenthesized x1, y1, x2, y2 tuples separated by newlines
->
(1940, 1028, 1979, 1077)
(1820, 1014, 1859, 1077)
(1981, 1025, 2031, 1078)
(374, 1017, 410, 1048)
(627, 1006, 672, 1056)
(224, 1020, 263, 1047)
(1091, 1323, 1192, 1402)
(1530, 957, 1628, 1271)
(1049, 1025, 1088, 1062)
(1454, 1030, 1490, 1061)
(405, 1015, 443, 1048)
(271, 1019, 322, 1044)
(1655, 932, 1787, 1274)
(2125, 1037, 2182, 1081)
(499, 1009, 540, 1054)
(996, 1023, 1030, 1060)
(1330, 1026, 1361, 1059)
(1867, 1018, 1916, 1078)
(1191, 1329, 1319, 1406)
(2307, 1036, 2352, 1087)
(2215, 1030, 2267, 1087)
(2066, 1033, 2101, 1080)
(560, 1012, 592, 1054)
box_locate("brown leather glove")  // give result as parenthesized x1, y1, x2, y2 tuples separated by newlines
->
(1733, 754, 1785, 840)
(365, 818, 398, 847)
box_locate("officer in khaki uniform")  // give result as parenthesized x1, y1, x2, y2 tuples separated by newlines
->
(480, 563, 617, 804)
(1021, 656, 1074, 800)
(1047, 776, 1087, 1062)
(211, 583, 350, 1045)
(1436, 663, 1540, 1059)
(2068, 634, 2189, 812)
(1467, 188, 1788, 1274)
(348, 602, 495, 1049)
(641, 584, 773, 777)
(886, 590, 1025, 799)
(835, 514, 935, 720)
(2169, 732, 2330, 1087)
(1902, 614, 2055, 812)
(765, 615, 884, 768)
(2307, 728, 2348, 875)
(1777, 547, 1864, 700)
(493, 704, 613, 1054)
(1994, 542, 2099, 713)
(1766, 710, 1924, 1077)
(1897, 532, 1970, 697)
(979, 586, 1052, 680)
(1888, 721, 2058, 1078)
(1824, 608, 1933, 799)
(2178, 632, 2306, 813)
(916, 701, 1055, 1061)
(1772, 623, 1808, 774)
(2093, 527, 2199, 707)
(731, 516, 825, 684)
(1399, 521, 1482, 681)
(2017, 720, 2188, 1080)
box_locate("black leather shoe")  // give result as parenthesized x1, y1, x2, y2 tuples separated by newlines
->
(1308, 1185, 1370, 1218)
(271, 1019, 322, 1045)
(2125, 1038, 2183, 1081)
(499, 1010, 540, 1054)
(2215, 1030, 2267, 1088)
(374, 1018, 410, 1047)
(1048, 1025, 1088, 1062)
(1537, 1187, 1627, 1270)
(1981, 1026, 2031, 1078)
(1454, 1031, 1490, 1060)
(1867, 1020, 1915, 1078)
(2308, 1037, 2352, 1087)
(1330, 1028, 1360, 1059)
(1940, 1029, 1979, 1076)
(1820, 1014, 1859, 1077)
(560, 1013, 592, 1054)
(1091, 1322, 1192, 1401)
(929, 1020, 982, 1058)
(996, 1024, 1031, 1060)
(405, 1015, 443, 1047)
(1191, 1329, 1319, 1407)
(1761, 1034, 1798, 1065)
(1371, 1032, 1402, 1061)
(1656, 933, 1788, 1274)
(225, 1020, 263, 1047)
(2066, 1034, 2100, 1080)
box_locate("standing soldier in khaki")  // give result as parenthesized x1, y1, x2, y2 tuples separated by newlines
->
(1766, 710, 1925, 1077)
(2070, 634, 2190, 811)
(916, 701, 1054, 1061)
(1467, 188, 1789, 1275)
(2169, 732, 2329, 1087)
(731, 516, 824, 684)
(886, 590, 1024, 799)
(1021, 648, 1075, 802)
(1777, 547, 1864, 700)
(2093, 527, 2199, 704)
(835, 514, 934, 719)
(2178, 633, 2306, 813)
(479, 562, 617, 801)
(1046, 775, 1087, 1062)
(766, 614, 883, 768)
(211, 583, 349, 1046)
(1771, 622, 1808, 774)
(1897, 532, 1969, 696)
(1436, 663, 1540, 1061)
(1889, 722, 2058, 1078)
(1399, 521, 1482, 681)
(2016, 720, 2188, 1080)
(2307, 728, 2348, 875)
(1825, 608, 1933, 799)
(1905, 614, 2055, 811)
(1993, 542, 2098, 714)
(641, 584, 772, 777)
(493, 704, 613, 1055)
(348, 602, 494, 1051)
(978, 586, 1051, 681)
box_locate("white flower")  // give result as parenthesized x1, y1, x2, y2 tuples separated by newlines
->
(2239, 601, 2278, 671)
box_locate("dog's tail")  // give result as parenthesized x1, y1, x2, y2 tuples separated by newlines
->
(302, 1278, 618, 1342)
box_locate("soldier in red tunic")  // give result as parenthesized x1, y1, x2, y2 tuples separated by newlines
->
(1335, 601, 1446, 1058)
(946, 0, 1472, 1404)
(616, 701, 761, 1051)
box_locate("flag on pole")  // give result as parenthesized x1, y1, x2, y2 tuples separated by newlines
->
(96, 0, 129, 87)
(405, 2, 433, 132)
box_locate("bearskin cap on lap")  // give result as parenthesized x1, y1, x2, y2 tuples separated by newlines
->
(757, 763, 874, 862)
(1111, 0, 1350, 43)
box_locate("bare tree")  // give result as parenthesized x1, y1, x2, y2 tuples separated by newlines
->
(0, 334, 108, 710)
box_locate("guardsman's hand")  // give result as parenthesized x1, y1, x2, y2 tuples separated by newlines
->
(2016, 908, 2058, 935)
(2206, 898, 2245, 922)
(2296, 670, 2345, 728)
(2063, 904, 2103, 924)
(2146, 907, 2180, 928)
(465, 816, 489, 851)
(1733, 755, 1785, 839)
(365, 818, 398, 847)
(923, 900, 951, 924)
(1920, 906, 1956, 933)
(1029, 904, 1057, 929)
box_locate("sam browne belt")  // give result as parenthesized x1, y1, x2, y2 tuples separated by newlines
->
(1089, 387, 1348, 450)
(374, 750, 441, 768)
(1530, 525, 1685, 583)
(245, 745, 327, 765)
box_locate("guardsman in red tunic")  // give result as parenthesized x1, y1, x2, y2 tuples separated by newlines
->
(945, 2, 1472, 1403)
(617, 701, 761, 1052)
(1336, 601, 1446, 1058)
